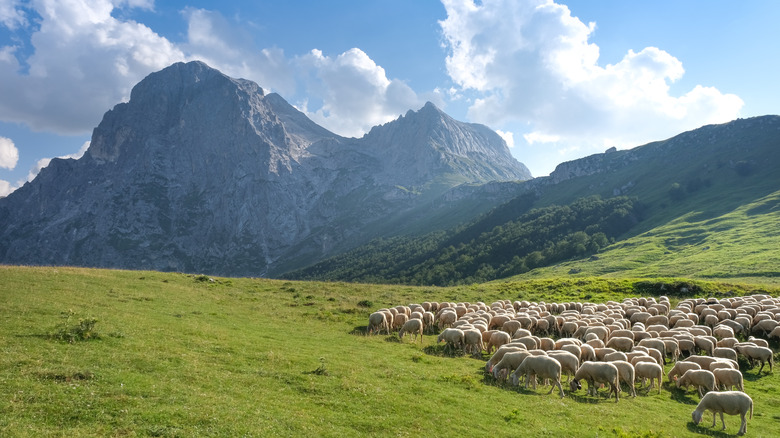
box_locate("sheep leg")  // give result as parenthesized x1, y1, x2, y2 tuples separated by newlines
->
(711, 412, 717, 428)
(739, 412, 747, 435)
(758, 360, 765, 374)
(719, 412, 726, 430)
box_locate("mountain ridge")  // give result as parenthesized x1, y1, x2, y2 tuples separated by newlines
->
(0, 61, 530, 276)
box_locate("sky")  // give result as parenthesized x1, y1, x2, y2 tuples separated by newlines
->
(1, 0, 779, 197)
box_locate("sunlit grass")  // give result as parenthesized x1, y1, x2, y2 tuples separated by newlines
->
(1, 266, 779, 437)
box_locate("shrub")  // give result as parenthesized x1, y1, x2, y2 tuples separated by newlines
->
(50, 310, 100, 343)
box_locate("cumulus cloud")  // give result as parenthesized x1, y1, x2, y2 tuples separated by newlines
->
(296, 48, 428, 137)
(439, 0, 744, 150)
(0, 0, 26, 30)
(0, 0, 186, 134)
(0, 135, 18, 169)
(495, 130, 515, 148)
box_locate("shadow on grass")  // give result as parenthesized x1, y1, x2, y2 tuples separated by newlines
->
(349, 325, 369, 335)
(423, 344, 466, 358)
(686, 421, 732, 437)
(669, 387, 699, 405)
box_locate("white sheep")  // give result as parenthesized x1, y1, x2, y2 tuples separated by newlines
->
(634, 362, 663, 394)
(692, 391, 753, 435)
(735, 344, 774, 373)
(437, 328, 464, 352)
(713, 347, 738, 363)
(570, 361, 620, 402)
(667, 361, 701, 383)
(367, 311, 390, 335)
(609, 360, 637, 398)
(677, 369, 716, 398)
(493, 351, 535, 381)
(512, 355, 565, 398)
(713, 368, 744, 392)
(398, 319, 423, 342)
(486, 330, 512, 354)
(462, 328, 484, 356)
(547, 350, 580, 383)
(484, 345, 525, 373)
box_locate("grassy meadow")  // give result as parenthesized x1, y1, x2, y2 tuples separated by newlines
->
(2, 265, 780, 437)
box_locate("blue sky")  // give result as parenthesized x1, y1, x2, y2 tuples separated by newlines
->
(1, 0, 778, 196)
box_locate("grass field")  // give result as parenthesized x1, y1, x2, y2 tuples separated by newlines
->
(2, 266, 779, 437)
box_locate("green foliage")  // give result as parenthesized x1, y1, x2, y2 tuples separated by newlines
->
(49, 310, 99, 343)
(288, 195, 644, 286)
(2, 266, 780, 437)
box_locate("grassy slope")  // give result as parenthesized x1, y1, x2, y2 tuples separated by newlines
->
(516, 189, 780, 286)
(2, 266, 780, 437)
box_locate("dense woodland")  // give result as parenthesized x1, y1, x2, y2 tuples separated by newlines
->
(288, 195, 645, 285)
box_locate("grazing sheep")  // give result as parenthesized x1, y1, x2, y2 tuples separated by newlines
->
(603, 351, 628, 363)
(486, 331, 512, 354)
(570, 361, 620, 402)
(513, 336, 538, 350)
(462, 328, 484, 356)
(635, 362, 663, 394)
(735, 344, 774, 373)
(392, 313, 409, 331)
(668, 361, 701, 383)
(493, 351, 535, 381)
(367, 311, 390, 335)
(713, 347, 738, 363)
(398, 319, 424, 343)
(606, 337, 634, 352)
(713, 368, 744, 392)
(484, 345, 525, 373)
(609, 360, 637, 398)
(692, 391, 753, 436)
(677, 369, 716, 398)
(437, 310, 457, 330)
(747, 336, 769, 348)
(437, 328, 465, 352)
(512, 355, 565, 398)
(547, 350, 580, 383)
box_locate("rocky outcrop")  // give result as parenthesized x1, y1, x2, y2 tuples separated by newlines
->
(0, 61, 530, 276)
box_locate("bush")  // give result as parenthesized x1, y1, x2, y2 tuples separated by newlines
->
(50, 310, 100, 343)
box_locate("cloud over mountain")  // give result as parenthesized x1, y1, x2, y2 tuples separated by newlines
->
(439, 0, 744, 149)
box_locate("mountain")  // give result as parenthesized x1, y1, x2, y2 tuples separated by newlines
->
(285, 115, 780, 285)
(0, 61, 530, 276)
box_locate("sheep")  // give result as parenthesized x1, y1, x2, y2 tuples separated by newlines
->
(392, 313, 408, 331)
(735, 344, 774, 373)
(609, 360, 637, 398)
(367, 311, 390, 335)
(484, 345, 525, 373)
(462, 328, 484, 356)
(634, 362, 663, 394)
(398, 319, 424, 343)
(692, 391, 753, 436)
(713, 368, 744, 392)
(547, 350, 580, 383)
(606, 337, 634, 352)
(437, 310, 457, 330)
(603, 351, 628, 362)
(511, 355, 565, 398)
(747, 336, 769, 348)
(713, 347, 738, 363)
(667, 361, 701, 383)
(437, 328, 464, 352)
(486, 330, 512, 354)
(492, 351, 536, 381)
(677, 369, 716, 398)
(570, 361, 620, 402)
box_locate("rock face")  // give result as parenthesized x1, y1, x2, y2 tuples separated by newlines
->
(0, 61, 530, 276)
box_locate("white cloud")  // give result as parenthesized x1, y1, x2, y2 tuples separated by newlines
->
(0, 135, 18, 169)
(0, 0, 186, 134)
(439, 0, 743, 150)
(0, 0, 26, 30)
(296, 48, 427, 137)
(0, 178, 12, 197)
(495, 130, 515, 148)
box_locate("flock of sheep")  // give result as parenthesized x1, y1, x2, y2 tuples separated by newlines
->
(367, 293, 780, 436)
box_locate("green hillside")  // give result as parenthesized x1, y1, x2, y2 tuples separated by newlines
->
(285, 116, 780, 286)
(1, 266, 780, 437)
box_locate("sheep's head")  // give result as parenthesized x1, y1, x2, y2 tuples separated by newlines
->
(692, 409, 703, 425)
(569, 379, 581, 391)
